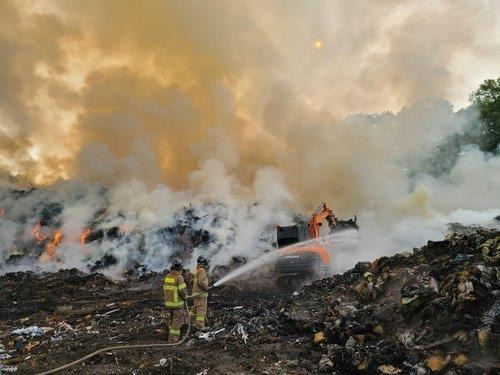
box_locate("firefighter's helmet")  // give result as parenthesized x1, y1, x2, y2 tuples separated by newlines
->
(197, 255, 209, 266)
(171, 259, 183, 270)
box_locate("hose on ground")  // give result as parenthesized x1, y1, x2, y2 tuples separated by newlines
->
(35, 301, 191, 375)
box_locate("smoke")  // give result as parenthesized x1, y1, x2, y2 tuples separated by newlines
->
(0, 0, 499, 275)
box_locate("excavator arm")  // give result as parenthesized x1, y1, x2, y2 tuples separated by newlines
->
(308, 203, 337, 239)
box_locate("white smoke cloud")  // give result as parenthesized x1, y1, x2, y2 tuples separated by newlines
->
(417, 147, 500, 212)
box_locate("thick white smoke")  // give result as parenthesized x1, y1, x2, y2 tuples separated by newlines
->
(0, 166, 299, 275)
(1, 102, 499, 276)
(0, 1, 499, 276)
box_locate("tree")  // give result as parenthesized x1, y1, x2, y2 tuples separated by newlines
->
(469, 78, 500, 153)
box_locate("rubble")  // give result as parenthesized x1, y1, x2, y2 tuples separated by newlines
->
(10, 327, 45, 338)
(0, 227, 498, 374)
(229, 324, 248, 344)
(427, 355, 449, 372)
(198, 328, 225, 342)
(378, 364, 402, 374)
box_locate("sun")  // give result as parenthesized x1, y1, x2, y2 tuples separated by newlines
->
(314, 40, 323, 49)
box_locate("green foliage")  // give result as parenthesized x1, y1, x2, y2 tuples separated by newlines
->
(469, 78, 500, 152)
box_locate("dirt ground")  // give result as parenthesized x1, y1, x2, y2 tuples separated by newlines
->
(0, 270, 299, 374)
(1, 227, 499, 374)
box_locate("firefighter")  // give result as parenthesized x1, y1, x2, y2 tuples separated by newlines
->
(355, 271, 377, 302)
(163, 259, 187, 343)
(191, 255, 210, 331)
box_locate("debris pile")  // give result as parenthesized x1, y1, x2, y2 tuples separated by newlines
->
(0, 183, 281, 276)
(277, 227, 500, 374)
(0, 227, 498, 374)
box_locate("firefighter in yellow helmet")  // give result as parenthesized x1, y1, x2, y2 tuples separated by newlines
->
(163, 259, 187, 343)
(191, 255, 210, 331)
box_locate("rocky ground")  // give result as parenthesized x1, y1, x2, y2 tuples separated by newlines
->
(0, 227, 499, 374)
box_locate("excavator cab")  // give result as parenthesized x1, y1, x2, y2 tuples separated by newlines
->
(276, 225, 310, 247)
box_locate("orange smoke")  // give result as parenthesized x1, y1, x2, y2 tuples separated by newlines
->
(31, 222, 47, 243)
(119, 224, 129, 235)
(80, 228, 91, 244)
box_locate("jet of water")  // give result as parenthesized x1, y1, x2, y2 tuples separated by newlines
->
(213, 231, 359, 287)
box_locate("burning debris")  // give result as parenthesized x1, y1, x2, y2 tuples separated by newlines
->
(0, 226, 498, 374)
(79, 228, 91, 245)
(0, 1, 498, 372)
(40, 229, 63, 262)
(0, 183, 286, 275)
(30, 223, 46, 244)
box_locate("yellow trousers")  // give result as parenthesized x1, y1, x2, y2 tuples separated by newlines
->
(167, 308, 184, 343)
(191, 297, 207, 329)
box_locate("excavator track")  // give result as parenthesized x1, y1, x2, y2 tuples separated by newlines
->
(276, 275, 311, 290)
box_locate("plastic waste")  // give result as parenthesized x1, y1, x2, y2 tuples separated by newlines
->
(11, 326, 44, 337)
(198, 328, 225, 341)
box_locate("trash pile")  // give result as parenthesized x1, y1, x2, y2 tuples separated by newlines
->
(0, 227, 498, 374)
(276, 227, 500, 374)
(2, 196, 215, 272)
(0, 182, 289, 281)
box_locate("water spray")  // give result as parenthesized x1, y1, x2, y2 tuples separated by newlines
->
(213, 231, 360, 287)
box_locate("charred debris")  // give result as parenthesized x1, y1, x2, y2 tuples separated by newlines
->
(0, 226, 499, 374)
(1, 185, 215, 273)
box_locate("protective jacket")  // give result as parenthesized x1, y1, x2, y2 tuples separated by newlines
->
(192, 266, 209, 297)
(163, 270, 187, 309)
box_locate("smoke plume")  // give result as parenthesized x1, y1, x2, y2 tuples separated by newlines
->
(0, 0, 499, 275)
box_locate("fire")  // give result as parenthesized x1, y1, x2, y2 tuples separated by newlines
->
(31, 222, 47, 243)
(43, 229, 63, 260)
(80, 228, 91, 244)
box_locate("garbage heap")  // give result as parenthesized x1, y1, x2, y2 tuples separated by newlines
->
(0, 227, 498, 374)
(274, 228, 499, 374)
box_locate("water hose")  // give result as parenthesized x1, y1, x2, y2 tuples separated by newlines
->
(35, 301, 192, 375)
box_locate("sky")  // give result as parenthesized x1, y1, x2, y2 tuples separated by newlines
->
(0, 0, 499, 206)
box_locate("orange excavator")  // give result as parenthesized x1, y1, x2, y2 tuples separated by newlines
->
(274, 203, 358, 290)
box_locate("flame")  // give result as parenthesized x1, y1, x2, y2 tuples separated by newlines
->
(42, 229, 63, 260)
(31, 222, 47, 243)
(80, 228, 91, 244)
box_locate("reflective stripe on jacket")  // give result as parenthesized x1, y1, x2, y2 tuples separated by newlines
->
(192, 266, 209, 298)
(169, 327, 180, 336)
(164, 270, 187, 308)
